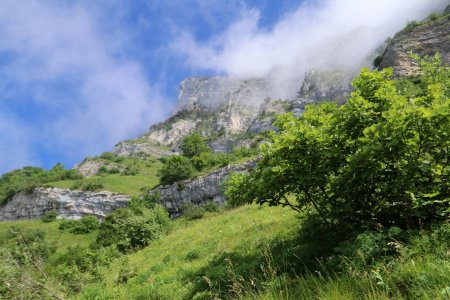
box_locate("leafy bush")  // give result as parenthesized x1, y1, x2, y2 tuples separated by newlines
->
(41, 210, 58, 223)
(202, 201, 220, 212)
(180, 132, 211, 158)
(70, 216, 99, 234)
(403, 20, 420, 33)
(182, 203, 205, 220)
(159, 155, 195, 185)
(226, 54, 450, 229)
(0, 164, 82, 204)
(96, 200, 171, 253)
(80, 181, 104, 191)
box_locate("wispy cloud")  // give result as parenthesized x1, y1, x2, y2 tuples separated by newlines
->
(0, 1, 170, 173)
(173, 0, 448, 99)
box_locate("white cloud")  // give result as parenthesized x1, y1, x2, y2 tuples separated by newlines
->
(174, 0, 448, 99)
(0, 1, 171, 172)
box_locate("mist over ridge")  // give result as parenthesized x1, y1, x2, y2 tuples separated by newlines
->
(174, 0, 448, 101)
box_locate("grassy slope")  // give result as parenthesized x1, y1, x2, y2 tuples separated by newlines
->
(75, 204, 450, 300)
(1, 204, 448, 300)
(49, 158, 162, 196)
(0, 219, 96, 252)
(76, 205, 300, 299)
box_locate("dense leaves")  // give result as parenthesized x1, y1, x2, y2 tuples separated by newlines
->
(0, 163, 82, 204)
(180, 132, 211, 158)
(159, 155, 196, 185)
(226, 54, 450, 229)
(96, 199, 171, 253)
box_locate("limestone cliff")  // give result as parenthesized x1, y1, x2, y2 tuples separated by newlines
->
(379, 8, 450, 77)
(151, 159, 257, 217)
(0, 187, 130, 221)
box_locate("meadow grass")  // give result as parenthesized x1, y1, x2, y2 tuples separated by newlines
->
(0, 218, 97, 252)
(49, 158, 162, 196)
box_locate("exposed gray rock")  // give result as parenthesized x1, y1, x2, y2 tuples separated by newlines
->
(444, 4, 450, 15)
(292, 69, 353, 115)
(74, 160, 104, 177)
(379, 15, 450, 77)
(177, 77, 272, 112)
(113, 141, 173, 157)
(151, 159, 257, 217)
(0, 187, 131, 221)
(135, 77, 275, 150)
(248, 99, 292, 133)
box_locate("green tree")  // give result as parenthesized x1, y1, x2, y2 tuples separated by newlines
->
(226, 54, 449, 229)
(180, 132, 210, 158)
(96, 201, 170, 253)
(158, 155, 195, 185)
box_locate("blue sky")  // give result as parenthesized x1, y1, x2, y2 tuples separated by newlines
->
(0, 0, 446, 175)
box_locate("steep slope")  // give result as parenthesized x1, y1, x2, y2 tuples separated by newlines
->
(379, 7, 450, 76)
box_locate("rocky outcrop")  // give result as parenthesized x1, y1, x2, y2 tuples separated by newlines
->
(379, 13, 450, 77)
(151, 159, 257, 217)
(74, 160, 104, 177)
(0, 187, 131, 221)
(113, 141, 174, 158)
(176, 77, 271, 112)
(292, 70, 353, 115)
(132, 77, 275, 150)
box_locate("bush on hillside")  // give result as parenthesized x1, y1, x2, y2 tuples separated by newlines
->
(41, 210, 58, 223)
(158, 155, 195, 185)
(0, 164, 82, 204)
(182, 203, 205, 220)
(180, 132, 211, 158)
(226, 54, 450, 229)
(96, 200, 171, 253)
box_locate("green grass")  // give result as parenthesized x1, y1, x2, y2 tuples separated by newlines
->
(49, 158, 162, 196)
(0, 219, 97, 253)
(1, 204, 449, 299)
(75, 204, 300, 299)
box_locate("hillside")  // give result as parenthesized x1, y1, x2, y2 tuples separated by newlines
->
(0, 5, 449, 300)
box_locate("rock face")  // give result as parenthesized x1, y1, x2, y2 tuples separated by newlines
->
(176, 77, 271, 112)
(112, 141, 173, 158)
(292, 70, 353, 115)
(152, 159, 257, 217)
(379, 13, 450, 77)
(74, 160, 104, 177)
(114, 70, 355, 156)
(0, 188, 131, 221)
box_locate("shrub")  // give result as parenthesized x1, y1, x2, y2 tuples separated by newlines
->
(159, 155, 195, 185)
(403, 20, 420, 33)
(182, 203, 205, 220)
(180, 132, 210, 158)
(41, 210, 58, 223)
(69, 216, 99, 234)
(96, 203, 170, 253)
(226, 55, 450, 229)
(202, 201, 220, 212)
(81, 181, 104, 191)
(59, 220, 77, 230)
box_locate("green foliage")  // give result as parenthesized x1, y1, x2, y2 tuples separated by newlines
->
(202, 201, 220, 212)
(0, 163, 82, 204)
(69, 216, 99, 234)
(96, 200, 171, 253)
(226, 54, 450, 229)
(41, 210, 58, 223)
(180, 132, 211, 158)
(403, 20, 420, 33)
(159, 155, 195, 185)
(182, 203, 205, 220)
(72, 180, 104, 191)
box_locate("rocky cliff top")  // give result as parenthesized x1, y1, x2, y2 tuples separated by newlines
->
(379, 10, 450, 77)
(0, 187, 130, 221)
(176, 77, 272, 112)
